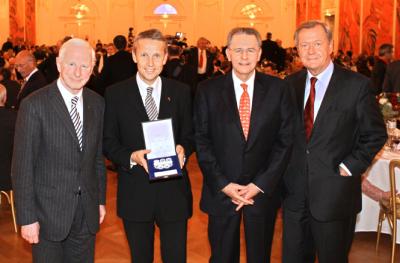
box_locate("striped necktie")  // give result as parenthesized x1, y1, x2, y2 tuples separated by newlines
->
(70, 96, 83, 150)
(145, 87, 158, 121)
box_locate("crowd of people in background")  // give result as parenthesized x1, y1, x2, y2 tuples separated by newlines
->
(0, 31, 397, 107)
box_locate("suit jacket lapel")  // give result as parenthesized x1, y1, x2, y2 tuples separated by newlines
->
(128, 78, 149, 122)
(82, 88, 93, 154)
(246, 73, 268, 147)
(222, 74, 245, 141)
(49, 83, 80, 146)
(312, 65, 342, 134)
(158, 78, 172, 119)
(295, 70, 307, 119)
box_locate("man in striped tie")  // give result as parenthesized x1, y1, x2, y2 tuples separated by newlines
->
(12, 38, 107, 263)
(103, 29, 193, 263)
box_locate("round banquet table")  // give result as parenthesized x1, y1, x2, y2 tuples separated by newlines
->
(355, 150, 400, 244)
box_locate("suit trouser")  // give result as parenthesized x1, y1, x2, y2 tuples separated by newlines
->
(282, 206, 356, 263)
(208, 207, 278, 263)
(32, 196, 95, 263)
(123, 219, 187, 263)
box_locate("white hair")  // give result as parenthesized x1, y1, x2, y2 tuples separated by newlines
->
(58, 38, 96, 63)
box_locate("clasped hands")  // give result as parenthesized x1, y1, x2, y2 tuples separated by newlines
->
(130, 144, 185, 173)
(222, 182, 261, 211)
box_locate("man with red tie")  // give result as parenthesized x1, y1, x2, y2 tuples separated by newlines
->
(282, 20, 387, 263)
(194, 27, 293, 263)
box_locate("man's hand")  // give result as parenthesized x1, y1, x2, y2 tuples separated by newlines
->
(21, 222, 40, 244)
(232, 183, 261, 211)
(339, 166, 350, 177)
(176, 144, 185, 168)
(130, 149, 151, 173)
(99, 205, 106, 224)
(222, 183, 254, 212)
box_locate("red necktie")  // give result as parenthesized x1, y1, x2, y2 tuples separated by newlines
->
(199, 50, 204, 68)
(304, 77, 317, 142)
(239, 83, 251, 140)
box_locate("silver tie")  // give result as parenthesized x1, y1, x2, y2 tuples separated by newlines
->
(70, 96, 83, 151)
(145, 87, 158, 121)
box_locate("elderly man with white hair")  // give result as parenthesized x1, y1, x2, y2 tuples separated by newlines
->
(12, 38, 106, 263)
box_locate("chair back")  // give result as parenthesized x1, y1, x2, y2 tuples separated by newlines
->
(389, 160, 400, 219)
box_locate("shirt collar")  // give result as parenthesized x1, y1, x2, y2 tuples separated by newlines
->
(232, 70, 256, 87)
(136, 73, 161, 95)
(25, 68, 38, 82)
(307, 61, 334, 86)
(57, 78, 83, 103)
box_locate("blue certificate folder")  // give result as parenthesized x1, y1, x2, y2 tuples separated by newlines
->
(142, 118, 182, 180)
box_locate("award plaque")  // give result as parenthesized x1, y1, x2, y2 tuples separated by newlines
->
(142, 118, 182, 180)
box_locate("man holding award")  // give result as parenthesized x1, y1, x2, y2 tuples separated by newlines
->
(194, 27, 293, 263)
(103, 29, 193, 263)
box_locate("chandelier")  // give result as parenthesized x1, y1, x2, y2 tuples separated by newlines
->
(70, 0, 90, 20)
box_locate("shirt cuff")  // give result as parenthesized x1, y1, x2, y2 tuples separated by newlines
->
(339, 163, 352, 176)
(130, 159, 137, 169)
(253, 183, 264, 194)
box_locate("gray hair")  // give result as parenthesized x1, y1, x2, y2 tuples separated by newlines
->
(294, 20, 333, 46)
(226, 27, 262, 47)
(58, 38, 96, 63)
(133, 29, 167, 53)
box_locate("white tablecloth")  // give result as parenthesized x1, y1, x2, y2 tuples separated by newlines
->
(355, 150, 400, 243)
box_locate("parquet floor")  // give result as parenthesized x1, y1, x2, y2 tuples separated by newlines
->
(0, 156, 398, 262)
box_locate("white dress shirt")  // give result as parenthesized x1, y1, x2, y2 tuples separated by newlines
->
(232, 70, 264, 192)
(303, 61, 352, 175)
(303, 61, 334, 121)
(57, 78, 83, 124)
(232, 70, 255, 109)
(136, 72, 162, 114)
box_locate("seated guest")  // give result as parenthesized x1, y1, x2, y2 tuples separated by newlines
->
(0, 67, 20, 108)
(0, 84, 17, 192)
(14, 50, 47, 109)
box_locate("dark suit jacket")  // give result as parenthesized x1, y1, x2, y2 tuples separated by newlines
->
(12, 82, 107, 241)
(103, 76, 194, 221)
(371, 58, 387, 95)
(0, 107, 17, 191)
(283, 65, 387, 222)
(194, 72, 294, 217)
(98, 50, 137, 94)
(161, 58, 196, 87)
(383, 60, 400, 93)
(38, 53, 59, 84)
(16, 70, 47, 109)
(1, 79, 20, 109)
(261, 39, 279, 63)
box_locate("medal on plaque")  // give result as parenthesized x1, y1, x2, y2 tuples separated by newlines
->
(142, 118, 182, 180)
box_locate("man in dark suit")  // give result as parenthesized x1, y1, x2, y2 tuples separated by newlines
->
(261, 32, 279, 64)
(194, 27, 293, 263)
(0, 84, 17, 192)
(14, 50, 47, 109)
(282, 20, 387, 263)
(383, 59, 400, 93)
(372, 43, 393, 94)
(12, 38, 107, 263)
(98, 35, 137, 95)
(0, 67, 20, 109)
(186, 37, 215, 94)
(161, 44, 195, 87)
(103, 29, 193, 263)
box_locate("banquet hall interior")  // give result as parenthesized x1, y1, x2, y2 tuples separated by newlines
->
(1, 0, 400, 262)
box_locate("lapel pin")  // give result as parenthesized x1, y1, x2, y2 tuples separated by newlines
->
(167, 97, 171, 102)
